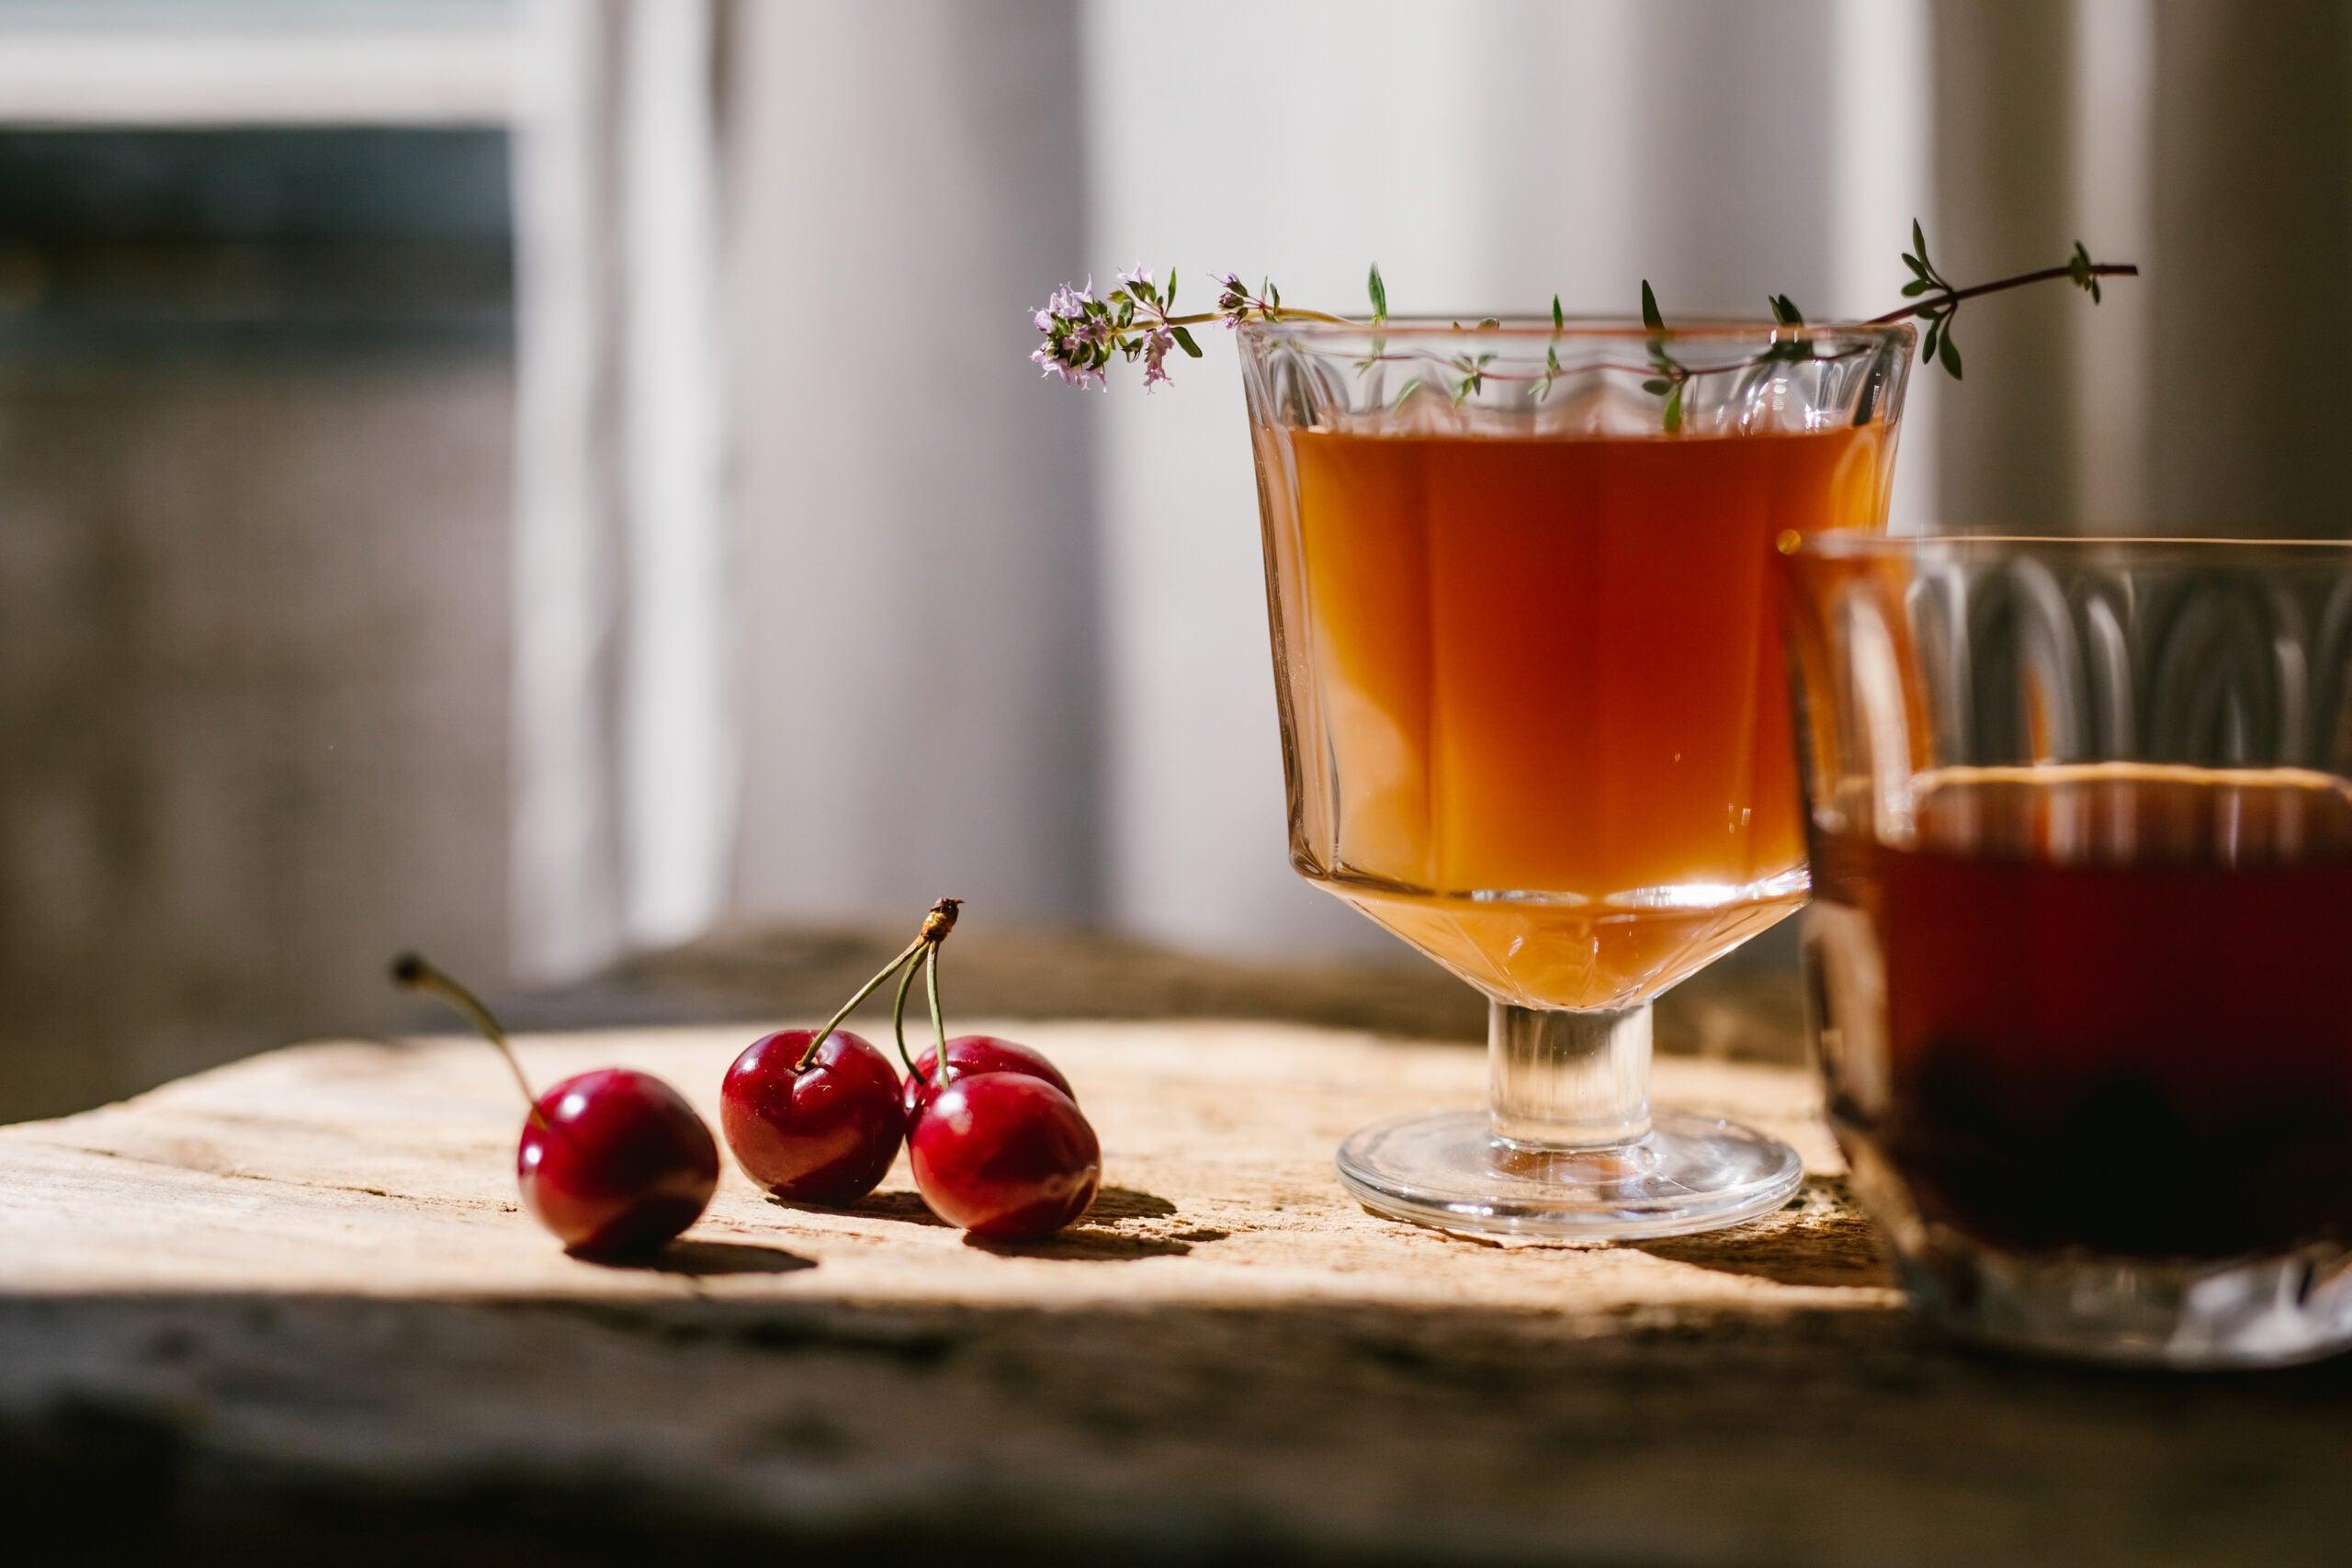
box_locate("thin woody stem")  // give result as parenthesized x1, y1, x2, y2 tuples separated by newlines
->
(1145, 307, 1357, 331)
(1865, 262, 2138, 325)
(1355, 254, 2137, 391)
(390, 953, 542, 1121)
(891, 953, 924, 1079)
(1241, 307, 1356, 326)
(925, 945, 951, 1087)
(800, 897, 964, 1072)
(798, 934, 925, 1070)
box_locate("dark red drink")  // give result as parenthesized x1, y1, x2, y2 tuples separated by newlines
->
(1812, 764, 2352, 1258)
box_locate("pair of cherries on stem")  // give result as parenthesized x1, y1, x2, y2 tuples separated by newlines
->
(722, 898, 1100, 1239)
(390, 953, 719, 1258)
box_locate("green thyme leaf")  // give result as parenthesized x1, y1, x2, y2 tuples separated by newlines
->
(1661, 381, 1685, 432)
(1770, 293, 1804, 327)
(1391, 375, 1423, 413)
(2068, 241, 2104, 303)
(1641, 279, 1665, 333)
(1172, 325, 1202, 358)
(1642, 377, 1670, 395)
(1367, 263, 1387, 325)
(1937, 328, 1962, 379)
(1165, 267, 1177, 309)
(1552, 293, 1565, 331)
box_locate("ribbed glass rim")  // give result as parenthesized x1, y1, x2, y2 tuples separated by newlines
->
(1785, 532, 2352, 561)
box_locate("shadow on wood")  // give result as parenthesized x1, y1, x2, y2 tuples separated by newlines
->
(6, 1289, 2350, 1565)
(1634, 1177, 1894, 1291)
(577, 1238, 818, 1279)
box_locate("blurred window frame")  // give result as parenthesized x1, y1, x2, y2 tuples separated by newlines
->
(0, 1, 515, 130)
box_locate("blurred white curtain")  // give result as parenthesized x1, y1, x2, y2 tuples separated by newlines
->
(724, 0, 1102, 941)
(511, 0, 2352, 977)
(512, 0, 734, 976)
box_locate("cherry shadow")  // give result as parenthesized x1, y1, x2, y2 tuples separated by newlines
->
(841, 1190, 950, 1227)
(962, 1227, 1193, 1261)
(963, 1185, 1206, 1261)
(581, 1238, 818, 1278)
(1088, 1185, 1179, 1221)
(790, 1183, 1207, 1259)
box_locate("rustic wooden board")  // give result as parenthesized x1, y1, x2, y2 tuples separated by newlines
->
(4, 1021, 2347, 1564)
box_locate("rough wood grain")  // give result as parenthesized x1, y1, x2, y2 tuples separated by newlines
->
(4, 1021, 2347, 1565)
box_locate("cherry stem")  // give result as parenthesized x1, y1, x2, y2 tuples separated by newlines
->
(924, 944, 952, 1086)
(797, 934, 923, 1070)
(390, 953, 538, 1114)
(890, 950, 924, 1078)
(797, 897, 965, 1072)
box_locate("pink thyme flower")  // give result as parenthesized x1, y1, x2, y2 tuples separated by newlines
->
(1117, 264, 1153, 291)
(1139, 327, 1175, 390)
(1031, 343, 1103, 390)
(1034, 278, 1097, 332)
(1030, 280, 1095, 333)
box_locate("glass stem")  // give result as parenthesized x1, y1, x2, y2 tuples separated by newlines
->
(1487, 1001, 1654, 1149)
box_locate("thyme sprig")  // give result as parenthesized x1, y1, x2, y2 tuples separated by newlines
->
(1897, 220, 1963, 378)
(1637, 279, 1690, 432)
(1534, 293, 1566, 400)
(1027, 220, 2138, 411)
(1867, 225, 2127, 384)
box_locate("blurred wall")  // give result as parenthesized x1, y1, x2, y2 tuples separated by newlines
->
(0, 130, 514, 1120)
(6, 1, 2351, 1121)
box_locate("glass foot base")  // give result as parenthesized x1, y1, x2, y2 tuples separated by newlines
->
(1336, 1108, 1804, 1241)
(1894, 1228, 2352, 1370)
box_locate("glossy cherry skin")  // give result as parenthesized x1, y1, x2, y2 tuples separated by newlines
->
(721, 1029, 904, 1205)
(518, 1068, 719, 1257)
(901, 1033, 1075, 1128)
(910, 1071, 1101, 1240)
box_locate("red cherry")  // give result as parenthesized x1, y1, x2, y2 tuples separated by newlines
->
(392, 953, 717, 1258)
(721, 1029, 903, 1206)
(518, 1068, 719, 1257)
(910, 1072, 1100, 1240)
(901, 1033, 1074, 1127)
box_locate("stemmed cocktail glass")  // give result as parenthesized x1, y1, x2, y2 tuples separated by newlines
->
(1238, 316, 1914, 1238)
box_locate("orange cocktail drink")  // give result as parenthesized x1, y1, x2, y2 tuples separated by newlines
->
(1266, 423, 1890, 1009)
